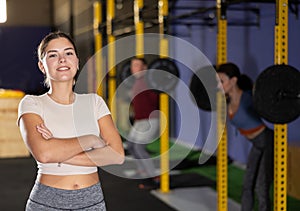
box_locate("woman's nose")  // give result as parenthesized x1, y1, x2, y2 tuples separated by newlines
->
(217, 82, 222, 89)
(216, 78, 222, 89)
(59, 55, 66, 63)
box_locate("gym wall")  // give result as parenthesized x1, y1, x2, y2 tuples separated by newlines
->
(1, 0, 300, 165)
(0, 0, 52, 94)
(172, 1, 300, 164)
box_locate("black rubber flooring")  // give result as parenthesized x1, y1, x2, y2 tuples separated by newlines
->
(0, 157, 176, 211)
(0, 157, 218, 210)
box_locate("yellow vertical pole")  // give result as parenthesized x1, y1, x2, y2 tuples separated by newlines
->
(134, 0, 144, 58)
(107, 0, 117, 121)
(93, 1, 104, 96)
(158, 0, 170, 193)
(216, 0, 228, 211)
(274, 0, 288, 210)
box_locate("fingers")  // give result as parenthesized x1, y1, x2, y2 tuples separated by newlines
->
(41, 132, 52, 140)
(36, 123, 53, 140)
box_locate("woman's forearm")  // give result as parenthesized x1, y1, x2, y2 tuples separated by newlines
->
(63, 145, 125, 167)
(32, 122, 105, 163)
(39, 135, 104, 163)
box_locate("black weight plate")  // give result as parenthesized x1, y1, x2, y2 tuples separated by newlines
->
(253, 64, 300, 124)
(190, 66, 218, 111)
(146, 58, 180, 93)
(117, 60, 135, 88)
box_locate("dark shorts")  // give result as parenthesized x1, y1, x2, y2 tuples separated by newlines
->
(26, 182, 106, 211)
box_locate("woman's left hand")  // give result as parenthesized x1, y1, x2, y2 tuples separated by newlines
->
(36, 123, 53, 140)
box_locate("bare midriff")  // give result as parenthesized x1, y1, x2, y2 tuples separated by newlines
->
(38, 172, 99, 190)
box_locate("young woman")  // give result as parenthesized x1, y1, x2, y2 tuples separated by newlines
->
(217, 63, 274, 211)
(18, 31, 124, 210)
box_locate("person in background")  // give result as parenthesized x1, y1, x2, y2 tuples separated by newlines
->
(18, 31, 124, 211)
(217, 62, 274, 211)
(127, 57, 160, 187)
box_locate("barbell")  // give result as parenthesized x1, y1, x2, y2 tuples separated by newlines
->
(118, 60, 300, 124)
(190, 64, 300, 124)
(117, 58, 180, 93)
(146, 58, 180, 93)
(253, 64, 300, 124)
(190, 66, 218, 111)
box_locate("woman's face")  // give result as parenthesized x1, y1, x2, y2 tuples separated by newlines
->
(217, 72, 236, 94)
(39, 37, 79, 85)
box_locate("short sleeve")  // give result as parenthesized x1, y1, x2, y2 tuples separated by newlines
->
(17, 95, 43, 126)
(94, 94, 111, 120)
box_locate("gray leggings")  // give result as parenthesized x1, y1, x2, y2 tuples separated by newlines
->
(26, 182, 106, 211)
(241, 127, 274, 211)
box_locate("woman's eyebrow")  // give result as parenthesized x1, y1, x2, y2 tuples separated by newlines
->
(64, 47, 75, 51)
(47, 47, 75, 53)
(47, 50, 58, 53)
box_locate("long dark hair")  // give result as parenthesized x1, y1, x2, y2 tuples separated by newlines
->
(217, 62, 253, 91)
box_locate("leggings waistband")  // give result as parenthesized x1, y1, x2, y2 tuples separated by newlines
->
(27, 182, 106, 210)
(250, 127, 274, 149)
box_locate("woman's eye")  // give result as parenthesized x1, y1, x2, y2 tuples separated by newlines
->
(66, 51, 74, 56)
(48, 54, 57, 58)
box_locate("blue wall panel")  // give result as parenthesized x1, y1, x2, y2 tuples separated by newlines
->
(0, 27, 51, 94)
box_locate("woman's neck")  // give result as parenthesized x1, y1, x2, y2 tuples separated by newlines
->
(227, 86, 243, 105)
(47, 84, 75, 105)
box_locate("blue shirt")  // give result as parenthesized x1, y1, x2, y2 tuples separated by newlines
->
(229, 91, 265, 135)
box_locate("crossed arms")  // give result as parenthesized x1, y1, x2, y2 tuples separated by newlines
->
(19, 113, 125, 167)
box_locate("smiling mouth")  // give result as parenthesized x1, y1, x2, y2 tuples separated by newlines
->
(57, 67, 70, 71)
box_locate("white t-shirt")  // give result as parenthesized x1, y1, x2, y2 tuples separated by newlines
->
(17, 93, 111, 175)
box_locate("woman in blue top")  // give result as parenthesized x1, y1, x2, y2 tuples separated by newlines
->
(217, 63, 274, 211)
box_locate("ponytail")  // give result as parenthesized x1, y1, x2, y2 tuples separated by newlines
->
(237, 74, 253, 91)
(217, 62, 253, 91)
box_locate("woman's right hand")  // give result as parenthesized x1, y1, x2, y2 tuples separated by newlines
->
(36, 123, 53, 140)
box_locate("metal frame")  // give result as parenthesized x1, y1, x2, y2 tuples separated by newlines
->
(158, 0, 171, 194)
(216, 2, 228, 210)
(274, 0, 288, 210)
(107, 0, 117, 120)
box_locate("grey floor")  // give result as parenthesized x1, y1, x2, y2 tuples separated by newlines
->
(152, 187, 241, 211)
(107, 157, 240, 211)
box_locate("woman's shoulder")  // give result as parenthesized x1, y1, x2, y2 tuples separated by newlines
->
(17, 93, 47, 123)
(21, 93, 47, 103)
(241, 90, 254, 105)
(242, 90, 252, 97)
